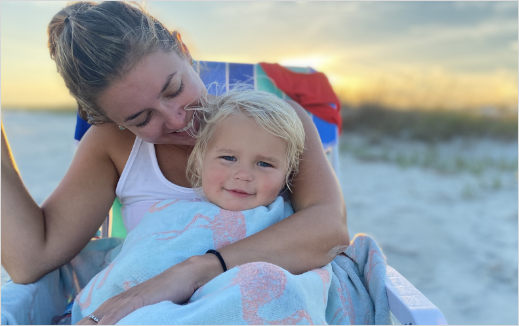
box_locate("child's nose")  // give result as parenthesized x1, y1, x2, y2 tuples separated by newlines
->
(234, 168, 253, 182)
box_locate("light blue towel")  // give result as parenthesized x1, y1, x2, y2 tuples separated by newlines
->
(70, 196, 390, 325)
(327, 234, 392, 324)
(71, 197, 333, 324)
(1, 196, 390, 325)
(1, 210, 390, 325)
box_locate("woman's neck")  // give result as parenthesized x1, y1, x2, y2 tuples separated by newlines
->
(172, 144, 193, 154)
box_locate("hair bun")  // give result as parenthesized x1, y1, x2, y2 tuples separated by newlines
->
(47, 2, 96, 60)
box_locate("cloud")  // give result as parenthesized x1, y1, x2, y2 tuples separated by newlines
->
(408, 20, 517, 42)
(2, 1, 516, 111)
(493, 1, 518, 13)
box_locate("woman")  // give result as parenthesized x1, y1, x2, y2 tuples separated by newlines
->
(1, 2, 349, 324)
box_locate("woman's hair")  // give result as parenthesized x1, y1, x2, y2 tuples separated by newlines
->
(187, 89, 306, 192)
(47, 1, 190, 125)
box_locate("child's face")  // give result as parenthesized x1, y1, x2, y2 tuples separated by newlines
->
(201, 114, 288, 211)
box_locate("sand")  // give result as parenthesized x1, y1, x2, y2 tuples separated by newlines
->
(1, 111, 517, 324)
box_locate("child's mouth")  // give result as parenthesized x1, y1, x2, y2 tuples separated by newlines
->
(226, 189, 252, 198)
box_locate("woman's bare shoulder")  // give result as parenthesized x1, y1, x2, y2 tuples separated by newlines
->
(283, 99, 318, 134)
(284, 99, 305, 114)
(80, 123, 136, 174)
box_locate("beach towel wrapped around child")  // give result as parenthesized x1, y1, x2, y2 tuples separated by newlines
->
(71, 197, 390, 325)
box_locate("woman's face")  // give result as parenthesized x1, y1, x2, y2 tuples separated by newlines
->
(97, 51, 206, 145)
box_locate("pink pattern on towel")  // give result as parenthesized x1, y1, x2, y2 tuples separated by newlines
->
(330, 277, 355, 325)
(365, 249, 385, 292)
(76, 273, 101, 310)
(211, 209, 247, 249)
(345, 235, 366, 263)
(232, 262, 313, 325)
(122, 280, 140, 291)
(148, 209, 246, 248)
(148, 199, 181, 213)
(312, 268, 330, 304)
(96, 263, 115, 289)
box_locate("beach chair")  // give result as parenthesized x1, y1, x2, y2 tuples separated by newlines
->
(1, 61, 447, 325)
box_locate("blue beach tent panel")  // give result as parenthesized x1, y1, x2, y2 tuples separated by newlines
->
(229, 63, 255, 89)
(312, 115, 338, 149)
(75, 113, 90, 142)
(198, 61, 227, 96)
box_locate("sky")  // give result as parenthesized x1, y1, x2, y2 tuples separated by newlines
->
(1, 1, 517, 112)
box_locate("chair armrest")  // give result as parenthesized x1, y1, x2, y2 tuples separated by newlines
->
(386, 265, 448, 325)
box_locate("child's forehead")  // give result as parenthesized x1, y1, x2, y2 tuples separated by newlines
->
(212, 115, 279, 141)
(208, 115, 287, 155)
(213, 115, 262, 137)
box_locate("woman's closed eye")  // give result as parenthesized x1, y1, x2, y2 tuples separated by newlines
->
(257, 161, 272, 168)
(136, 111, 152, 128)
(220, 156, 237, 162)
(167, 80, 184, 99)
(135, 80, 183, 128)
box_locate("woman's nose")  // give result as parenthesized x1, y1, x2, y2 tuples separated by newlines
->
(162, 103, 186, 129)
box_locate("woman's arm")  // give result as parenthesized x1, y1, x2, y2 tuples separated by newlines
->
(1, 123, 127, 284)
(217, 100, 349, 274)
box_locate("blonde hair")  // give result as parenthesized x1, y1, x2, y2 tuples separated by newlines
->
(47, 1, 191, 125)
(187, 89, 306, 193)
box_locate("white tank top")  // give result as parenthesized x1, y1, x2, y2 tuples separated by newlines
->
(115, 137, 201, 233)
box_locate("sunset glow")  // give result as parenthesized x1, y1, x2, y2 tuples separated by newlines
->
(1, 1, 517, 113)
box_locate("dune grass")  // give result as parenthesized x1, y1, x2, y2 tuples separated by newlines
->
(341, 138, 517, 176)
(341, 104, 518, 143)
(339, 105, 517, 177)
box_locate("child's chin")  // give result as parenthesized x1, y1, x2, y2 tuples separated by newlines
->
(217, 199, 266, 211)
(219, 200, 277, 212)
(219, 203, 255, 212)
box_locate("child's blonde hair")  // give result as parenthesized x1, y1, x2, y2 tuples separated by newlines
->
(187, 89, 305, 192)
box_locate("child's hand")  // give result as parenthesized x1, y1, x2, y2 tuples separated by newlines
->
(76, 254, 223, 325)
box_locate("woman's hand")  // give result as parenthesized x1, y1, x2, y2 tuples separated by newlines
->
(77, 254, 223, 325)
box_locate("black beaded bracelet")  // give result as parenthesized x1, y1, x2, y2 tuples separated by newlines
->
(206, 249, 227, 272)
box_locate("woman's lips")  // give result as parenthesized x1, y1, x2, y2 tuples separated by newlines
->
(167, 130, 190, 138)
(167, 122, 193, 137)
(226, 189, 252, 198)
(173, 120, 193, 133)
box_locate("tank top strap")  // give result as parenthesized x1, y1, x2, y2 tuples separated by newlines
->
(115, 136, 200, 232)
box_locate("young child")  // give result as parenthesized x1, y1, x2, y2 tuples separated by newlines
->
(72, 90, 332, 325)
(187, 88, 305, 210)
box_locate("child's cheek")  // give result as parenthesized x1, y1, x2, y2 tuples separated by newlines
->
(202, 163, 229, 199)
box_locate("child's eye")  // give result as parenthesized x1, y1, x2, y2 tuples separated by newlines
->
(221, 156, 236, 162)
(257, 161, 272, 168)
